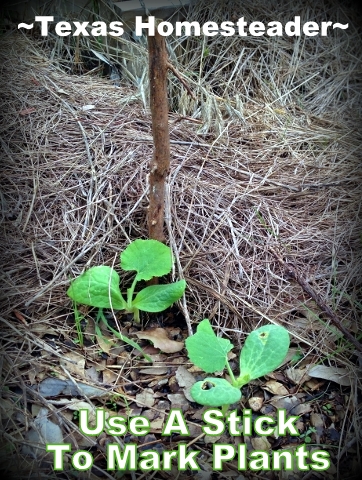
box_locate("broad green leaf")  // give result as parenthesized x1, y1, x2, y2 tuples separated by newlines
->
(132, 280, 186, 312)
(121, 239, 172, 281)
(185, 319, 234, 373)
(238, 325, 290, 384)
(190, 378, 241, 407)
(67, 266, 126, 310)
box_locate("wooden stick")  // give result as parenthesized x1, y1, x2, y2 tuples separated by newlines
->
(269, 246, 362, 354)
(147, 23, 170, 244)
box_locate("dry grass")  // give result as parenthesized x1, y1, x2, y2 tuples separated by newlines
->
(1, 0, 361, 478)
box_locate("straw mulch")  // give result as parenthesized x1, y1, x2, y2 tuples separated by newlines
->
(0, 0, 361, 478)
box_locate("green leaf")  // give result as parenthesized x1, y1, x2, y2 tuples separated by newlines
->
(67, 266, 126, 310)
(120, 239, 172, 281)
(132, 280, 186, 312)
(238, 325, 290, 385)
(185, 319, 234, 373)
(190, 378, 241, 407)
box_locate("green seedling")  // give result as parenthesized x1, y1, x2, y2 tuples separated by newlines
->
(67, 240, 186, 362)
(186, 319, 290, 414)
(300, 426, 317, 444)
(67, 239, 186, 323)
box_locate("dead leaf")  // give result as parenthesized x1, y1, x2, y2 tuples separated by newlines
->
(59, 352, 85, 378)
(139, 365, 168, 375)
(204, 434, 222, 444)
(95, 332, 113, 354)
(308, 365, 352, 386)
(248, 396, 263, 412)
(175, 366, 196, 402)
(194, 469, 212, 480)
(135, 388, 155, 408)
(102, 369, 118, 384)
(84, 366, 101, 383)
(150, 416, 165, 432)
(136, 328, 184, 353)
(270, 395, 300, 413)
(167, 393, 189, 412)
(285, 366, 312, 385)
(290, 402, 313, 416)
(29, 324, 59, 337)
(310, 413, 325, 443)
(263, 380, 289, 395)
(251, 437, 271, 451)
(304, 378, 325, 391)
(22, 407, 64, 459)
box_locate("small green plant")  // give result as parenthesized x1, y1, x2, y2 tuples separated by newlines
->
(300, 426, 317, 444)
(322, 403, 333, 415)
(186, 319, 290, 413)
(67, 239, 186, 323)
(67, 240, 186, 362)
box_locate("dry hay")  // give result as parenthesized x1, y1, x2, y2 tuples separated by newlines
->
(1, 0, 362, 478)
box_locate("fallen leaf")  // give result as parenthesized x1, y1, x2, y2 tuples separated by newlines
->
(167, 393, 189, 412)
(285, 366, 312, 385)
(138, 365, 168, 375)
(22, 407, 63, 458)
(36, 377, 107, 397)
(204, 434, 222, 444)
(84, 366, 101, 383)
(175, 366, 196, 402)
(310, 412, 325, 443)
(251, 436, 271, 451)
(304, 378, 325, 391)
(290, 402, 313, 416)
(135, 388, 155, 408)
(169, 375, 179, 393)
(150, 416, 165, 432)
(102, 369, 118, 384)
(67, 400, 94, 413)
(95, 331, 113, 354)
(270, 395, 300, 413)
(248, 396, 263, 412)
(263, 380, 289, 395)
(29, 324, 59, 337)
(59, 352, 85, 377)
(308, 365, 352, 386)
(136, 328, 184, 353)
(194, 470, 212, 480)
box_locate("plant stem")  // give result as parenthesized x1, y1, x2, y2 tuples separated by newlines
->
(221, 404, 230, 416)
(126, 276, 139, 309)
(225, 358, 237, 386)
(133, 308, 140, 323)
(73, 301, 84, 347)
(97, 309, 152, 362)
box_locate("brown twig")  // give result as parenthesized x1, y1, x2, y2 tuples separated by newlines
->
(269, 246, 362, 354)
(167, 62, 196, 100)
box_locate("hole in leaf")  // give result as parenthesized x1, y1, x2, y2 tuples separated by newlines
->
(202, 381, 215, 390)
